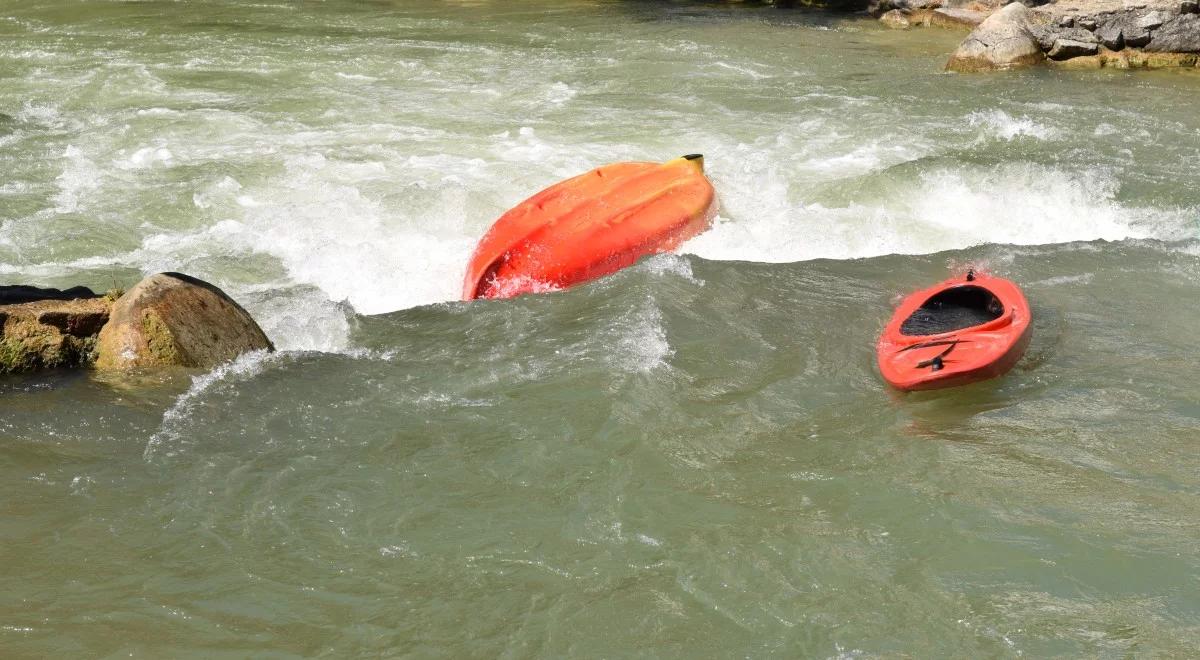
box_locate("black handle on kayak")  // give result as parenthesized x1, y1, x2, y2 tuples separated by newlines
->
(897, 339, 960, 353)
(899, 339, 961, 371)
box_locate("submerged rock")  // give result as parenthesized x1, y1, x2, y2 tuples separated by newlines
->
(96, 273, 273, 370)
(946, 3, 1046, 71)
(0, 296, 112, 374)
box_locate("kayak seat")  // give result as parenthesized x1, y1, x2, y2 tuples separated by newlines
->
(899, 285, 1003, 336)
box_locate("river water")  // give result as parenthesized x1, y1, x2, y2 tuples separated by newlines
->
(2, 0, 1200, 656)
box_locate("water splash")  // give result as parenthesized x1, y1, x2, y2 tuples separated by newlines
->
(143, 350, 275, 460)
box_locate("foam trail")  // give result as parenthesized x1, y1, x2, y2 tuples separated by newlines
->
(685, 164, 1186, 263)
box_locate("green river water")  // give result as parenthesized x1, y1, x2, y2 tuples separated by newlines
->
(2, 0, 1200, 656)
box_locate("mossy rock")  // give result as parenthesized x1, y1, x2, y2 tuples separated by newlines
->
(95, 273, 273, 370)
(0, 297, 111, 374)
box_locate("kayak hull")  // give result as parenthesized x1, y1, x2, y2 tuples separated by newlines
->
(463, 156, 717, 300)
(876, 272, 1032, 391)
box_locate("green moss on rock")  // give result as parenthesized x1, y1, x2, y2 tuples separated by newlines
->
(140, 308, 184, 365)
(0, 297, 112, 374)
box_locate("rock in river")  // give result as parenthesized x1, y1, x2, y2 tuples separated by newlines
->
(0, 289, 112, 374)
(96, 272, 273, 370)
(946, 3, 1046, 71)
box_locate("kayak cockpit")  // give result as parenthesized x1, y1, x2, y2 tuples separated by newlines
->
(899, 285, 1004, 336)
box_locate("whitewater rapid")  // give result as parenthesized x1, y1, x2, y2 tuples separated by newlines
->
(0, 4, 1195, 354)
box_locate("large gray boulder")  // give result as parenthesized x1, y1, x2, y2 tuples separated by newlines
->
(96, 273, 273, 370)
(1146, 14, 1200, 51)
(947, 3, 1046, 71)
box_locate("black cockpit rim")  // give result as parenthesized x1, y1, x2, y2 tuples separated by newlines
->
(899, 285, 1004, 337)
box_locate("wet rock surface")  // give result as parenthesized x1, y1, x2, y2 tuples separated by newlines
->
(96, 273, 273, 370)
(2, 274, 273, 375)
(0, 296, 112, 374)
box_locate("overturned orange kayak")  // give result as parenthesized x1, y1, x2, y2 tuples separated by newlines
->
(463, 155, 717, 300)
(876, 270, 1032, 391)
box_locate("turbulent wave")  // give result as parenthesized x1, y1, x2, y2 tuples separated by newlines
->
(0, 0, 1195, 359)
(686, 162, 1188, 264)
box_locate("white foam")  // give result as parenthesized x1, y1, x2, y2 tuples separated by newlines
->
(1029, 273, 1095, 287)
(543, 82, 577, 106)
(15, 101, 62, 126)
(241, 283, 355, 353)
(684, 163, 1178, 263)
(967, 109, 1058, 141)
(609, 298, 673, 373)
(796, 141, 916, 180)
(217, 153, 480, 314)
(52, 145, 102, 214)
(115, 145, 174, 170)
(711, 61, 771, 80)
(635, 254, 702, 285)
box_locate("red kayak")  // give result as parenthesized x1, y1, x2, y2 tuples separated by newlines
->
(876, 270, 1032, 391)
(463, 155, 717, 300)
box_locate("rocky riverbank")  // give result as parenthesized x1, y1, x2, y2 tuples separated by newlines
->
(0, 273, 272, 375)
(875, 0, 1200, 70)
